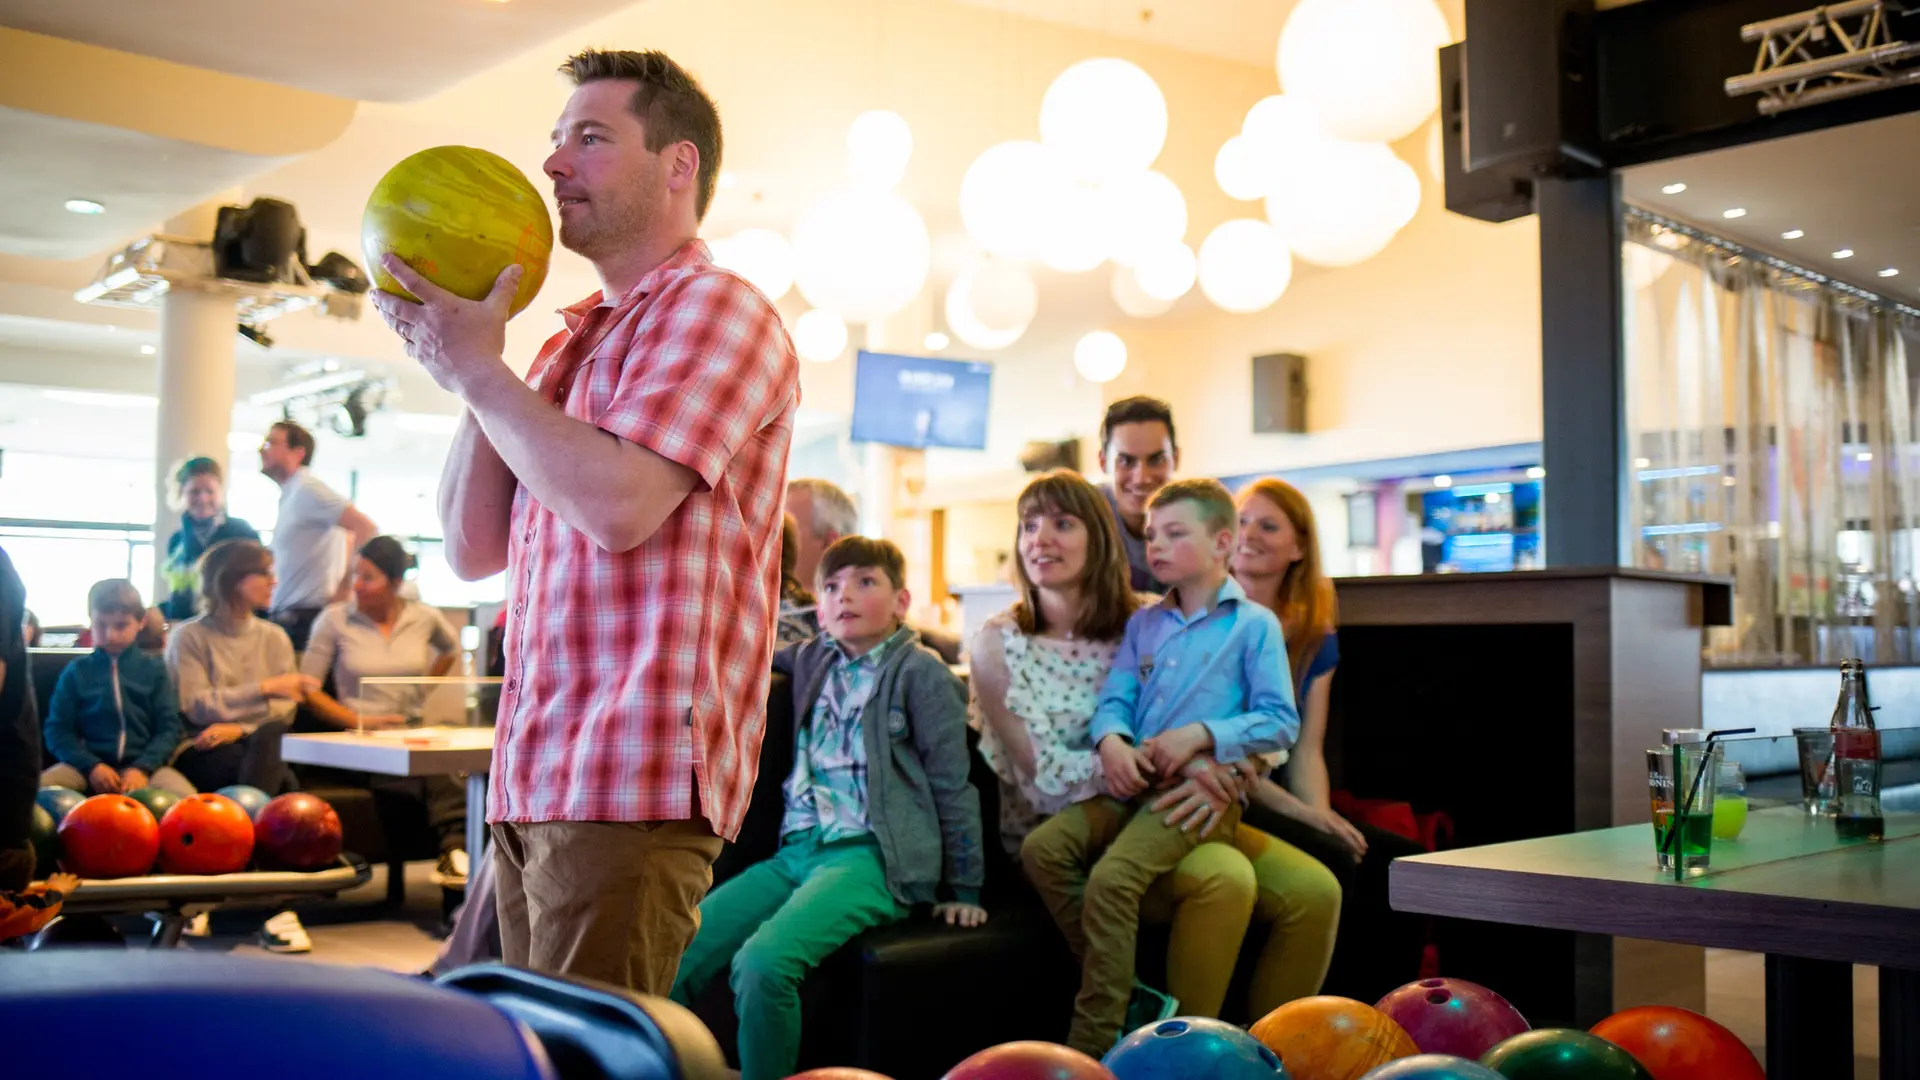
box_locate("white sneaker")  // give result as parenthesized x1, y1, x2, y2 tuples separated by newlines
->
(259, 910, 312, 954)
(431, 848, 470, 888)
(183, 912, 211, 938)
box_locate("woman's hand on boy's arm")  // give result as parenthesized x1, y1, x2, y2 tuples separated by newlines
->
(933, 901, 989, 928)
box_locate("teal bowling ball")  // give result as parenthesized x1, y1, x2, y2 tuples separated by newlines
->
(1480, 1030, 1653, 1079)
(29, 803, 59, 877)
(1361, 1054, 1505, 1079)
(126, 787, 181, 825)
(1104, 1017, 1290, 1080)
(36, 787, 85, 826)
(217, 785, 272, 820)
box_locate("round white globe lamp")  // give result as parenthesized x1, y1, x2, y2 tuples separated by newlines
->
(1039, 58, 1169, 182)
(1073, 330, 1128, 383)
(1197, 219, 1294, 314)
(1277, 0, 1452, 143)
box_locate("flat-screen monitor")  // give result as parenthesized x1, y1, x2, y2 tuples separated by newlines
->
(850, 351, 992, 450)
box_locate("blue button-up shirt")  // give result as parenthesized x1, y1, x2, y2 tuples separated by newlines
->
(1090, 576, 1298, 763)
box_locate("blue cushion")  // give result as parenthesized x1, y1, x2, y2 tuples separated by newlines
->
(3, 951, 554, 1080)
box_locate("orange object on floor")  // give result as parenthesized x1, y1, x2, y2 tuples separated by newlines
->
(1250, 994, 1419, 1080)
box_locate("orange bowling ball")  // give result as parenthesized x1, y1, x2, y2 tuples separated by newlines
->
(1250, 995, 1419, 1080)
(158, 793, 256, 875)
(1589, 1006, 1764, 1080)
(57, 794, 159, 878)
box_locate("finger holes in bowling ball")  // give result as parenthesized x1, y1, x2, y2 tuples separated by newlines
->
(1153, 1021, 1190, 1037)
(1257, 1046, 1281, 1069)
(1426, 990, 1452, 1005)
(181, 834, 194, 847)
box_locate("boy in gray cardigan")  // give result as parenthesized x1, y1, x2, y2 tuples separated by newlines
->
(671, 536, 985, 1080)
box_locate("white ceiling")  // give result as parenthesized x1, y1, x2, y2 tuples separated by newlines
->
(1621, 110, 1920, 304)
(0, 106, 294, 259)
(0, 0, 645, 103)
(950, 0, 1294, 68)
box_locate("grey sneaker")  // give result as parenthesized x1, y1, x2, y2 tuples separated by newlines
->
(259, 910, 312, 954)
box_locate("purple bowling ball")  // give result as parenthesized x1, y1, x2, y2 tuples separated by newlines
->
(1374, 978, 1529, 1061)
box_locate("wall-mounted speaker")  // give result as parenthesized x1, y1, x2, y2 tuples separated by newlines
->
(1252, 353, 1307, 435)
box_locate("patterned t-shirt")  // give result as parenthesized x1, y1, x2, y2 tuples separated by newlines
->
(780, 628, 908, 841)
(968, 610, 1120, 856)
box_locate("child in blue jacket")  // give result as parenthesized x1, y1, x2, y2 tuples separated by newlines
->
(41, 580, 193, 797)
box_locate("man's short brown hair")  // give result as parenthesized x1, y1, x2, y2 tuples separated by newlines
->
(560, 49, 724, 221)
(87, 579, 145, 621)
(271, 420, 316, 468)
(817, 535, 907, 591)
(1148, 478, 1237, 536)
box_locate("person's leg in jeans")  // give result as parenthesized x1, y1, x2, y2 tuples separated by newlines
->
(1019, 797, 1133, 961)
(1070, 804, 1241, 1056)
(431, 844, 502, 975)
(145, 767, 196, 797)
(725, 833, 907, 1080)
(1235, 824, 1342, 1017)
(423, 775, 468, 855)
(516, 818, 724, 994)
(38, 763, 88, 792)
(669, 835, 811, 1006)
(1141, 841, 1257, 1018)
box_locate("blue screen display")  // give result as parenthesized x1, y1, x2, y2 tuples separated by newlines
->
(850, 351, 992, 450)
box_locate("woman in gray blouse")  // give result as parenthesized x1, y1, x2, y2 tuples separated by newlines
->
(300, 536, 469, 890)
(165, 538, 322, 953)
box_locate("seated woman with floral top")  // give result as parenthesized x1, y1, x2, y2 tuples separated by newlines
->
(970, 469, 1341, 1023)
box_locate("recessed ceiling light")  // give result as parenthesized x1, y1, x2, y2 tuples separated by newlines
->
(1858, 452, 1874, 462)
(1526, 466, 1546, 479)
(1662, 183, 1688, 195)
(1433, 475, 1453, 489)
(1781, 229, 1805, 240)
(1834, 248, 1855, 259)
(139, 345, 155, 355)
(1634, 457, 1652, 469)
(1880, 268, 1900, 278)
(64, 199, 105, 215)
(1722, 208, 1747, 219)
(923, 331, 950, 351)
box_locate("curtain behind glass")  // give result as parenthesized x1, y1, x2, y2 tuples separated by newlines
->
(1623, 213, 1920, 666)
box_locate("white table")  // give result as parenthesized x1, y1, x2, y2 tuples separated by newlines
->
(280, 725, 496, 864)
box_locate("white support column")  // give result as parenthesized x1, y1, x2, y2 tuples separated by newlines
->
(151, 197, 239, 602)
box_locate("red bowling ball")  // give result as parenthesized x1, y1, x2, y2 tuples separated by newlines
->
(56, 794, 159, 878)
(1375, 978, 1530, 1061)
(1589, 1006, 1764, 1080)
(254, 793, 344, 870)
(158, 793, 255, 874)
(943, 1042, 1118, 1080)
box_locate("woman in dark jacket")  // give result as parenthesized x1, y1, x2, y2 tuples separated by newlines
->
(160, 457, 259, 621)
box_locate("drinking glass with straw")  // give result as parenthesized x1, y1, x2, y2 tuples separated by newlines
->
(1662, 727, 1755, 881)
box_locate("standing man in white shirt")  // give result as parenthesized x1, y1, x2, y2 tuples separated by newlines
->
(259, 421, 378, 650)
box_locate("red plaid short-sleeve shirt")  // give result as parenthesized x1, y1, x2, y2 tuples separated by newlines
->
(490, 240, 798, 841)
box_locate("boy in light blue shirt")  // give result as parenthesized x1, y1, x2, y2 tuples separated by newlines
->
(1022, 478, 1299, 1056)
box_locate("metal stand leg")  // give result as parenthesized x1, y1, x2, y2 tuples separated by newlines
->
(1885, 966, 1920, 1080)
(465, 771, 488, 864)
(149, 912, 187, 949)
(1766, 954, 1853, 1080)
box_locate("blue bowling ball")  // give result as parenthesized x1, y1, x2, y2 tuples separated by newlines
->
(1104, 1016, 1290, 1080)
(1361, 1054, 1506, 1079)
(217, 785, 272, 821)
(36, 787, 85, 826)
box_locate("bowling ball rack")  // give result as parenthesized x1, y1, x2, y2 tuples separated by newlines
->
(36, 855, 371, 946)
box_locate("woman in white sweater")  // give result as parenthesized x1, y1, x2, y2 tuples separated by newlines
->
(165, 538, 321, 953)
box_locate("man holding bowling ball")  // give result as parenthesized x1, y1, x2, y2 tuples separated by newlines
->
(371, 49, 798, 994)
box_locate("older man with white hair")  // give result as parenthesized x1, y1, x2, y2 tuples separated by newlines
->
(783, 478, 962, 664)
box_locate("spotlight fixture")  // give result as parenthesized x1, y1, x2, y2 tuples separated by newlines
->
(64, 199, 106, 215)
(1880, 268, 1900, 278)
(1661, 183, 1688, 195)
(1722, 208, 1747, 219)
(1833, 248, 1855, 259)
(1781, 229, 1805, 239)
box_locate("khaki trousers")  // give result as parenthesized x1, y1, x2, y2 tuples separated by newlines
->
(491, 819, 724, 994)
(1022, 795, 1242, 1056)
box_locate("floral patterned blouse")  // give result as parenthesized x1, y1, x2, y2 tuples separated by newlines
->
(968, 608, 1121, 856)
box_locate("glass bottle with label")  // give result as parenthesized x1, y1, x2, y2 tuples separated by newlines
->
(1829, 659, 1885, 841)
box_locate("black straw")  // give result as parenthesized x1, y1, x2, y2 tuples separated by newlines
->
(1666, 727, 1757, 880)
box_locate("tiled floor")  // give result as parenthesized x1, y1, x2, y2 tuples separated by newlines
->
(175, 865, 1890, 1078)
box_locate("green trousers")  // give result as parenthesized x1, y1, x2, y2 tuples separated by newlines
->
(669, 828, 907, 1080)
(1022, 796, 1242, 1055)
